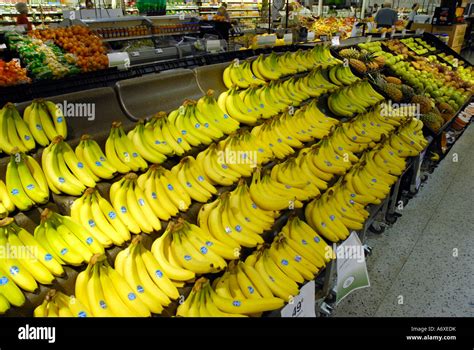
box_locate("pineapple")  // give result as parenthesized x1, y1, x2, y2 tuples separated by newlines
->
(411, 95, 433, 114)
(349, 59, 367, 73)
(400, 84, 415, 101)
(384, 83, 403, 102)
(385, 76, 402, 85)
(339, 48, 360, 59)
(421, 111, 444, 132)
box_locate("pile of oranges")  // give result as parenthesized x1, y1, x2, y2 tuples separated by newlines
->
(0, 59, 31, 87)
(29, 25, 109, 72)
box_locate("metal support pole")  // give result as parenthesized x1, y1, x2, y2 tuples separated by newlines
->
(361, 0, 367, 18)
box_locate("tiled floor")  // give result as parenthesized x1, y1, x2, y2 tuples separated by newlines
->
(334, 124, 474, 317)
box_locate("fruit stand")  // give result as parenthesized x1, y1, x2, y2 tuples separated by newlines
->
(0, 32, 472, 318)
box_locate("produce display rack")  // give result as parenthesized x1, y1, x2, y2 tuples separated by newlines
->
(0, 35, 472, 317)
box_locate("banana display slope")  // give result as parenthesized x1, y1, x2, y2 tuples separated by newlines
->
(0, 45, 428, 317)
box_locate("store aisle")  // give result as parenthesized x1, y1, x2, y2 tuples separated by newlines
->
(334, 124, 474, 317)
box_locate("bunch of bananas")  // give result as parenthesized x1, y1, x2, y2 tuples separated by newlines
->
(75, 135, 117, 180)
(249, 168, 305, 211)
(24, 99, 67, 147)
(35, 208, 104, 266)
(242, 216, 333, 301)
(75, 254, 152, 317)
(105, 122, 148, 174)
(195, 132, 270, 186)
(270, 157, 325, 199)
(195, 90, 240, 134)
(127, 120, 168, 164)
(388, 118, 428, 157)
(0, 103, 35, 154)
(304, 68, 340, 93)
(198, 190, 269, 249)
(42, 136, 97, 196)
(177, 277, 284, 317)
(0, 180, 15, 216)
(0, 263, 25, 314)
(114, 237, 180, 314)
(6, 151, 49, 210)
(169, 156, 217, 203)
(328, 80, 385, 118)
(151, 219, 240, 280)
(167, 100, 227, 148)
(223, 59, 266, 89)
(34, 290, 90, 317)
(71, 188, 131, 247)
(135, 165, 190, 221)
(109, 173, 162, 234)
(328, 64, 361, 86)
(0, 217, 65, 294)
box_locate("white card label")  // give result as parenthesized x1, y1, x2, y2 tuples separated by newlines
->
(307, 31, 315, 41)
(335, 232, 370, 305)
(381, 32, 386, 39)
(130, 51, 140, 57)
(366, 35, 372, 43)
(280, 280, 315, 317)
(179, 13, 185, 20)
(331, 35, 340, 46)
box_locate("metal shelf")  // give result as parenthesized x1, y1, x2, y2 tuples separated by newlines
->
(102, 34, 152, 42)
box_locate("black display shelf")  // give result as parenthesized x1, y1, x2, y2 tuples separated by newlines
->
(0, 45, 302, 105)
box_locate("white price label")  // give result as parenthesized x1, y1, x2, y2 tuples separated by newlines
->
(307, 31, 315, 41)
(366, 35, 372, 43)
(343, 58, 349, 68)
(234, 58, 240, 67)
(283, 33, 293, 44)
(130, 51, 140, 57)
(155, 48, 163, 54)
(281, 281, 315, 317)
(288, 106, 295, 115)
(381, 32, 387, 39)
(331, 35, 340, 46)
(179, 12, 185, 20)
(402, 29, 407, 37)
(69, 11, 75, 20)
(452, 58, 459, 68)
(123, 58, 130, 69)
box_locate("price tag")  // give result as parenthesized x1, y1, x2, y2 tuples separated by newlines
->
(288, 106, 295, 115)
(107, 52, 131, 70)
(343, 58, 349, 68)
(234, 58, 240, 67)
(179, 12, 185, 20)
(320, 35, 328, 42)
(381, 32, 386, 39)
(69, 11, 75, 20)
(331, 35, 340, 46)
(335, 232, 370, 305)
(130, 51, 140, 57)
(401, 29, 407, 37)
(283, 33, 293, 44)
(452, 58, 459, 68)
(123, 57, 131, 69)
(155, 48, 163, 54)
(366, 35, 372, 43)
(280, 281, 315, 317)
(307, 31, 315, 41)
